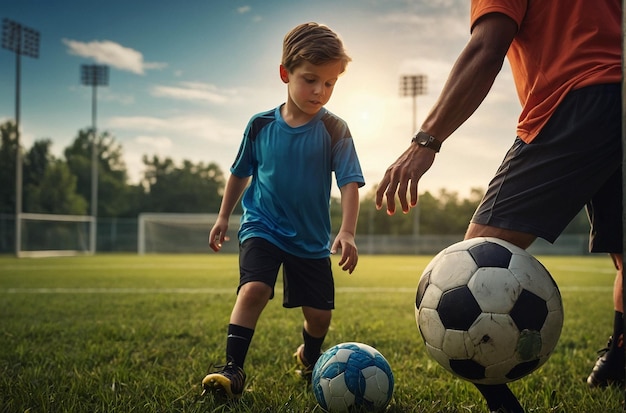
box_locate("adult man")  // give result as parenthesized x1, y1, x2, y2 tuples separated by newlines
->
(375, 1, 622, 412)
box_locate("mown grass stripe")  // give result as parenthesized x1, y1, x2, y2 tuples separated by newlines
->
(0, 285, 613, 294)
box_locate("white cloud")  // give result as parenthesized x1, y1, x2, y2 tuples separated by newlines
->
(98, 89, 135, 106)
(134, 135, 173, 150)
(108, 114, 240, 143)
(63, 39, 167, 75)
(380, 12, 467, 43)
(110, 114, 244, 184)
(237, 6, 251, 13)
(108, 116, 173, 131)
(150, 82, 235, 104)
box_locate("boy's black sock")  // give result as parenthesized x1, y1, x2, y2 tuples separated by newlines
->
(473, 383, 524, 413)
(226, 323, 254, 368)
(302, 327, 325, 365)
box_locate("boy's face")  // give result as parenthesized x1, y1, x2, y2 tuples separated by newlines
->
(280, 60, 344, 117)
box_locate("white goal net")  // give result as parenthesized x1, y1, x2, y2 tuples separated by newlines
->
(17, 212, 95, 258)
(138, 213, 241, 254)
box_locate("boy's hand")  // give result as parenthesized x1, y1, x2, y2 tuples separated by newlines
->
(331, 231, 358, 274)
(208, 218, 230, 252)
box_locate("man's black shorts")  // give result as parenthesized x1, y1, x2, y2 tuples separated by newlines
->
(238, 237, 334, 310)
(472, 83, 622, 253)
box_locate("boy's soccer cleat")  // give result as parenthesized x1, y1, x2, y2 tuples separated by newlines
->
(201, 361, 246, 400)
(587, 335, 625, 388)
(294, 344, 317, 380)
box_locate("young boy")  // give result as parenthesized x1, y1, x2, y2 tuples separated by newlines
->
(201, 22, 365, 400)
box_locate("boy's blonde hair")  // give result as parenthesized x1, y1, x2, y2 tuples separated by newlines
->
(282, 22, 351, 73)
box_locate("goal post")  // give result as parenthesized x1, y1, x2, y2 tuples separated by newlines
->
(138, 213, 241, 254)
(17, 212, 95, 258)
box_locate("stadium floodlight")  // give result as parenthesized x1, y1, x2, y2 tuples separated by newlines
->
(399, 74, 427, 133)
(2, 18, 40, 257)
(2, 19, 40, 57)
(80, 64, 109, 254)
(399, 75, 427, 236)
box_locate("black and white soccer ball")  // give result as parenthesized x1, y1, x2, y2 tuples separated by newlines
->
(312, 342, 394, 412)
(415, 237, 563, 385)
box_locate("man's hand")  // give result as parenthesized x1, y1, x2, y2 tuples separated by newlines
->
(375, 143, 436, 215)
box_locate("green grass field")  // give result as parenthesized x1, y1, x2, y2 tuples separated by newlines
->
(0, 254, 623, 412)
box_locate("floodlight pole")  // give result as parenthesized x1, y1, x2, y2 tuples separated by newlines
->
(2, 19, 40, 257)
(81, 64, 109, 254)
(400, 74, 427, 236)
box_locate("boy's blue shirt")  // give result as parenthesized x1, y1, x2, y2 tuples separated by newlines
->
(230, 105, 365, 258)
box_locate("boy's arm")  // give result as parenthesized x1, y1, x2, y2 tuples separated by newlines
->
(208, 174, 250, 252)
(331, 181, 360, 274)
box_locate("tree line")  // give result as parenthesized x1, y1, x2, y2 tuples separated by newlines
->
(0, 121, 225, 219)
(0, 120, 589, 235)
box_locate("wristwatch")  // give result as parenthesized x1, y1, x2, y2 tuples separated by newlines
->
(411, 131, 442, 153)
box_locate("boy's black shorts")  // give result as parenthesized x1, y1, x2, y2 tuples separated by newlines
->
(472, 83, 622, 253)
(238, 237, 334, 310)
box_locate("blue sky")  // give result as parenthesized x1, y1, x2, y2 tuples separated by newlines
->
(1, 0, 520, 198)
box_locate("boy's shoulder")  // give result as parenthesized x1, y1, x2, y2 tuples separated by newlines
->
(320, 109, 352, 143)
(252, 107, 277, 118)
(249, 107, 277, 124)
(246, 107, 279, 141)
(320, 108, 348, 127)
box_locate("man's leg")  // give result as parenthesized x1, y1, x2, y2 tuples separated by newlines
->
(464, 224, 536, 412)
(587, 253, 625, 388)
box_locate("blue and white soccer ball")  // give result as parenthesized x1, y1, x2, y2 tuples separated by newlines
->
(415, 237, 564, 385)
(312, 342, 394, 412)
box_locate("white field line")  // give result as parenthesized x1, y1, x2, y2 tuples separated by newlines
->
(0, 286, 613, 294)
(1, 263, 615, 273)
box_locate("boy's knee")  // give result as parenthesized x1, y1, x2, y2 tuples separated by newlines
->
(304, 308, 332, 332)
(239, 282, 272, 304)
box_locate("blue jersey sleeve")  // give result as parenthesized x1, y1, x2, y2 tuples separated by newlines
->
(333, 136, 365, 189)
(231, 109, 275, 177)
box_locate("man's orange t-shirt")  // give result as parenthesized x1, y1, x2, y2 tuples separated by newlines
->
(470, 0, 622, 143)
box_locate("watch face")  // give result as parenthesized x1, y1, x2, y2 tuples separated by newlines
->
(414, 132, 441, 152)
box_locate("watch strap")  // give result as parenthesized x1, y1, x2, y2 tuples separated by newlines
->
(411, 131, 442, 153)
